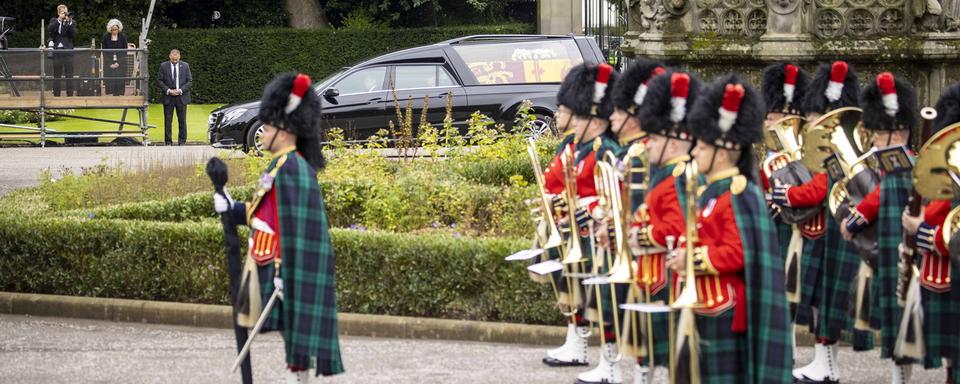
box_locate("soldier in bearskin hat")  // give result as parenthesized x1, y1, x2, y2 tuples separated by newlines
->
(214, 72, 344, 383)
(759, 63, 814, 317)
(901, 82, 960, 384)
(540, 63, 622, 381)
(597, 58, 666, 383)
(776, 61, 870, 384)
(625, 69, 701, 384)
(671, 74, 792, 383)
(840, 72, 918, 383)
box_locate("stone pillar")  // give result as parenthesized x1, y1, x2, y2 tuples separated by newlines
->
(538, 0, 583, 35)
(757, 0, 813, 60)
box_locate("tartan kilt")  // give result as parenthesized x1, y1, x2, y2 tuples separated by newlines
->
(817, 179, 874, 350)
(256, 260, 282, 332)
(631, 282, 671, 367)
(696, 309, 748, 384)
(871, 173, 911, 358)
(921, 263, 959, 368)
(794, 237, 825, 331)
(775, 219, 792, 263)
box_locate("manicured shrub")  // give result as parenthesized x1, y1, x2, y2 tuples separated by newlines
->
(0, 215, 561, 324)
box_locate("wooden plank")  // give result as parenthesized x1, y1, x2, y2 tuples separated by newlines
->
(0, 95, 146, 109)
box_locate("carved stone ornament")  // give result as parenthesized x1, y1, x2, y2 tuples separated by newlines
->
(664, 0, 692, 16)
(768, 0, 802, 14)
(747, 9, 769, 35)
(846, 8, 875, 38)
(700, 9, 721, 32)
(815, 0, 844, 9)
(722, 9, 746, 34)
(877, 0, 904, 7)
(815, 8, 846, 37)
(878, 8, 906, 34)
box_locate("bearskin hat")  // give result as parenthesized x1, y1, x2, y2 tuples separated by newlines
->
(556, 63, 620, 119)
(637, 70, 702, 140)
(802, 61, 859, 115)
(932, 83, 960, 132)
(258, 73, 325, 169)
(689, 74, 765, 150)
(860, 72, 917, 132)
(258, 72, 322, 137)
(610, 58, 667, 115)
(762, 62, 809, 115)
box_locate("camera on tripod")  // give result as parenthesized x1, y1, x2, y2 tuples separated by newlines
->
(0, 16, 14, 50)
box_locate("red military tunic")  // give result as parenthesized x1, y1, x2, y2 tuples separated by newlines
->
(248, 180, 282, 266)
(690, 169, 748, 332)
(541, 140, 603, 216)
(633, 158, 687, 295)
(919, 199, 953, 291)
(786, 172, 828, 207)
(853, 186, 881, 225)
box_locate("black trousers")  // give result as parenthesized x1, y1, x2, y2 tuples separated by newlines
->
(163, 102, 188, 144)
(52, 51, 75, 96)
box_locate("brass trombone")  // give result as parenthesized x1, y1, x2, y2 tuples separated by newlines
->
(523, 139, 578, 317)
(670, 160, 701, 384)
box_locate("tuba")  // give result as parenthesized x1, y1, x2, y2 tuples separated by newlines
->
(915, 120, 960, 271)
(945, 206, 960, 271)
(766, 115, 822, 225)
(814, 107, 881, 267)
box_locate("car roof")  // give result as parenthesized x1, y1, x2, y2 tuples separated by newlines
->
(351, 34, 582, 68)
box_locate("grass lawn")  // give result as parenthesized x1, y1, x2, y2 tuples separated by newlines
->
(1, 104, 223, 144)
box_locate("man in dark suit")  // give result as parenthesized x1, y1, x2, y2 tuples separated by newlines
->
(157, 49, 192, 145)
(48, 4, 77, 97)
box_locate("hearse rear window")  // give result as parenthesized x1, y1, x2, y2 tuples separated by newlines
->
(452, 40, 584, 85)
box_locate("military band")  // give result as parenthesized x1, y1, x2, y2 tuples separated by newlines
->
(514, 59, 960, 384)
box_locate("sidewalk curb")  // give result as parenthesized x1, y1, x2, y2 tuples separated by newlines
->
(0, 292, 569, 346)
(0, 292, 819, 347)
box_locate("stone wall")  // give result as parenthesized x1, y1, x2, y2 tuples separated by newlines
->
(621, 0, 960, 104)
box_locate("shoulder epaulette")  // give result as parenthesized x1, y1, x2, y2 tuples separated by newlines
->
(730, 175, 747, 195)
(672, 161, 686, 178)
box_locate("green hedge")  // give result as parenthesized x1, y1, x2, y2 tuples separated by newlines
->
(0, 215, 560, 325)
(10, 25, 534, 104)
(65, 177, 532, 237)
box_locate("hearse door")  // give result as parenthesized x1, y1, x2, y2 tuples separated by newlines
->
(319, 66, 389, 141)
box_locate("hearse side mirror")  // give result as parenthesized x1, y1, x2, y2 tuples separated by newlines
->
(323, 88, 340, 98)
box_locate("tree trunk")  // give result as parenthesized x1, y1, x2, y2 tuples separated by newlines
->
(285, 0, 329, 29)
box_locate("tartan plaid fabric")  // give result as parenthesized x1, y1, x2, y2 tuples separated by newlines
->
(731, 181, 793, 384)
(256, 151, 344, 375)
(696, 177, 792, 383)
(555, 132, 575, 155)
(921, 259, 959, 368)
(870, 172, 911, 359)
(696, 309, 748, 384)
(795, 237, 825, 332)
(816, 176, 874, 350)
(799, 237, 824, 311)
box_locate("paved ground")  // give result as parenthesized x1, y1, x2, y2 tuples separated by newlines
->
(0, 314, 946, 383)
(0, 145, 228, 196)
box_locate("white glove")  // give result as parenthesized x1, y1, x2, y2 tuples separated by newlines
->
(274, 277, 285, 301)
(213, 191, 233, 214)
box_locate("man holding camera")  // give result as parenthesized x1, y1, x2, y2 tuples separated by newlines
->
(47, 4, 76, 97)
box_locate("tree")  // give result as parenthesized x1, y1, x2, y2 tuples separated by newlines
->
(285, 0, 330, 28)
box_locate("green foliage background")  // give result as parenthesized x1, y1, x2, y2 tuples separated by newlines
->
(8, 24, 534, 104)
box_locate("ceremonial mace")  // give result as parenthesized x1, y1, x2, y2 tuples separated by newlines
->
(206, 157, 253, 384)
